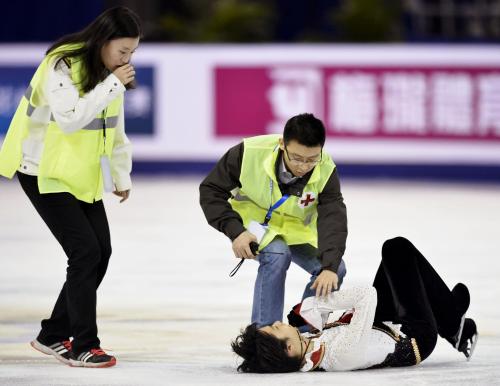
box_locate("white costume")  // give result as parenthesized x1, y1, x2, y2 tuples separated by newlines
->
(299, 286, 421, 371)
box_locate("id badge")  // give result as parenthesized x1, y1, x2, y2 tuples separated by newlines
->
(248, 220, 267, 243)
(100, 154, 114, 192)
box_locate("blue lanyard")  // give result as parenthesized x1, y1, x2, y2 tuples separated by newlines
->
(229, 178, 288, 278)
(262, 179, 289, 225)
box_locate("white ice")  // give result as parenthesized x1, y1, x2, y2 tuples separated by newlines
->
(1, 176, 499, 385)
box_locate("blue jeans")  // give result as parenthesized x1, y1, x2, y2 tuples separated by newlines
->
(251, 237, 347, 327)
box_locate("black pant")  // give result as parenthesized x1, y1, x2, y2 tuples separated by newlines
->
(18, 172, 112, 355)
(373, 237, 463, 361)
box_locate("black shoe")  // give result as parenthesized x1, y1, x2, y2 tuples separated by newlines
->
(70, 348, 116, 368)
(457, 318, 478, 361)
(30, 339, 72, 365)
(446, 283, 471, 349)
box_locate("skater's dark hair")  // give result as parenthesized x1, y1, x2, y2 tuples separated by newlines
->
(231, 323, 302, 373)
(283, 113, 326, 148)
(46, 6, 141, 93)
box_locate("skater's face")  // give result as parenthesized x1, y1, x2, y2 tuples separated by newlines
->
(259, 321, 304, 358)
(279, 139, 322, 178)
(101, 37, 140, 71)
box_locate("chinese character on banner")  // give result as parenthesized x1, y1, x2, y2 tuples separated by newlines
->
(328, 72, 377, 135)
(431, 72, 473, 136)
(477, 74, 500, 137)
(382, 73, 426, 135)
(266, 67, 323, 134)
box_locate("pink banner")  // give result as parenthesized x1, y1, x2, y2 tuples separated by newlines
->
(215, 66, 500, 141)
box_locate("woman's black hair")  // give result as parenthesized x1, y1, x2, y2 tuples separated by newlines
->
(46, 6, 142, 93)
(231, 323, 303, 373)
(283, 113, 326, 148)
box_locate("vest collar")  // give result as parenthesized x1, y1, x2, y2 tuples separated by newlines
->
(263, 144, 280, 184)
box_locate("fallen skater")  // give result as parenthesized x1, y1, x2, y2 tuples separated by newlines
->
(232, 236, 478, 372)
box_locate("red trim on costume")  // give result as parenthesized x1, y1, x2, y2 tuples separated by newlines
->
(337, 309, 354, 324)
(308, 343, 325, 371)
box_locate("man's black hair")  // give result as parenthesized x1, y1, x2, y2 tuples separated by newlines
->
(231, 323, 302, 373)
(283, 113, 326, 148)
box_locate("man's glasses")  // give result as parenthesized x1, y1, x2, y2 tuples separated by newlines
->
(284, 145, 322, 166)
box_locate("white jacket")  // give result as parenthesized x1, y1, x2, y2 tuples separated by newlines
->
(300, 286, 400, 371)
(18, 59, 132, 192)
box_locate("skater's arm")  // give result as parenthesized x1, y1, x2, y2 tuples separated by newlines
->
(199, 143, 246, 241)
(301, 286, 378, 370)
(300, 285, 376, 334)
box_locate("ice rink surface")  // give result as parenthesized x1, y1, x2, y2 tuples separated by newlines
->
(1, 176, 499, 386)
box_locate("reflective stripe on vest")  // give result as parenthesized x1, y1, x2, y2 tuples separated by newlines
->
(24, 84, 119, 130)
(25, 85, 35, 116)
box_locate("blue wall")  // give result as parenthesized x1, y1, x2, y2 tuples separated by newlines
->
(0, 1, 103, 42)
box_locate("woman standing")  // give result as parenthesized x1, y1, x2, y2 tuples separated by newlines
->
(0, 7, 141, 368)
(232, 237, 478, 372)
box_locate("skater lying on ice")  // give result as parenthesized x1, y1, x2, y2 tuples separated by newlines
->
(231, 237, 478, 373)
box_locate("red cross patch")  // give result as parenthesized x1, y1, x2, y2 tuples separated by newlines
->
(298, 192, 316, 208)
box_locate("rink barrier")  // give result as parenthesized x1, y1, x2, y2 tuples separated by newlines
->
(131, 161, 500, 183)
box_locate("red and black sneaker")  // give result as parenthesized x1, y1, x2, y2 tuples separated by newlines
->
(30, 339, 72, 365)
(70, 348, 116, 368)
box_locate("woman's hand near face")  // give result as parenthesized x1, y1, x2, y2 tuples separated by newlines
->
(113, 64, 135, 86)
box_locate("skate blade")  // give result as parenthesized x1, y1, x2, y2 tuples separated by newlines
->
(454, 314, 466, 350)
(466, 333, 478, 362)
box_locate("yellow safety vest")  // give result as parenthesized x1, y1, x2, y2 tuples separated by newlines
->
(229, 135, 335, 249)
(0, 45, 123, 203)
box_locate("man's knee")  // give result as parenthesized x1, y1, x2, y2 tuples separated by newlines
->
(261, 237, 288, 254)
(258, 238, 291, 269)
(336, 260, 347, 287)
(258, 252, 291, 270)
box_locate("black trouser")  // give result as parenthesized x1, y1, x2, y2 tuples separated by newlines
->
(18, 172, 112, 355)
(373, 237, 462, 362)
